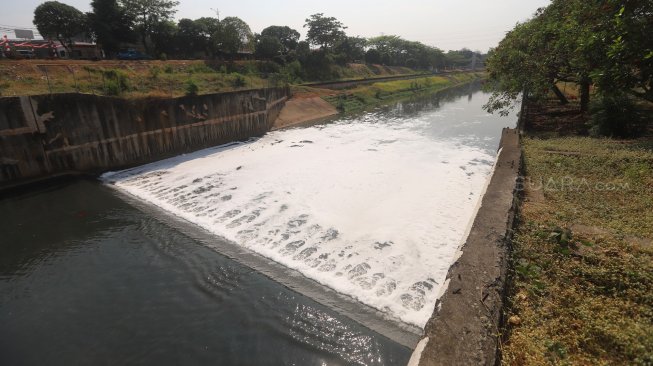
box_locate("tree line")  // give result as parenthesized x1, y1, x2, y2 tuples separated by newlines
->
(484, 0, 651, 136)
(32, 1, 482, 72)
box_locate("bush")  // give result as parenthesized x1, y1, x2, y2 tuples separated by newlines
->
(149, 66, 161, 79)
(257, 60, 281, 74)
(589, 92, 648, 138)
(102, 69, 130, 96)
(164, 65, 174, 74)
(185, 79, 199, 95)
(231, 73, 247, 88)
(159, 53, 167, 61)
(186, 63, 215, 74)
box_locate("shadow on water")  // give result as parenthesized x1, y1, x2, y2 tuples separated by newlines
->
(0, 180, 411, 366)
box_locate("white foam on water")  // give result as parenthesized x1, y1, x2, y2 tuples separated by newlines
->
(102, 109, 497, 328)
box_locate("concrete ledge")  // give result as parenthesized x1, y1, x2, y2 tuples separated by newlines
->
(415, 128, 521, 366)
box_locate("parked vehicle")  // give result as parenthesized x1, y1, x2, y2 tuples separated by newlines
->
(15, 50, 36, 59)
(117, 49, 152, 60)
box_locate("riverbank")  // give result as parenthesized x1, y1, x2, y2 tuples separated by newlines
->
(273, 71, 485, 129)
(501, 99, 653, 365)
(322, 72, 484, 113)
(0, 60, 418, 97)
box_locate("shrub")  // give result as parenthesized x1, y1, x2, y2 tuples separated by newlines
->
(231, 73, 246, 88)
(149, 66, 161, 79)
(164, 65, 174, 74)
(589, 92, 648, 138)
(102, 69, 130, 96)
(185, 79, 199, 95)
(159, 53, 167, 61)
(186, 63, 215, 74)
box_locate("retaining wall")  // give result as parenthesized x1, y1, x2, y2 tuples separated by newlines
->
(0, 87, 289, 188)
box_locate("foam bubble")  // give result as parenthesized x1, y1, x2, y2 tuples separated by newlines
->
(103, 104, 498, 328)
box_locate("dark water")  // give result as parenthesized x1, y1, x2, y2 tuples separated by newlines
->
(0, 83, 513, 366)
(0, 181, 410, 365)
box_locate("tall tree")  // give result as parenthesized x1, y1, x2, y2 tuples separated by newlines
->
(213, 16, 253, 56)
(176, 18, 205, 57)
(121, 0, 179, 54)
(260, 25, 300, 53)
(194, 17, 220, 56)
(303, 13, 347, 50)
(88, 0, 135, 57)
(33, 1, 88, 54)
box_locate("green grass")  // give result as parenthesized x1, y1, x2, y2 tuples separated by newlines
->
(0, 60, 425, 98)
(502, 137, 653, 366)
(322, 72, 484, 113)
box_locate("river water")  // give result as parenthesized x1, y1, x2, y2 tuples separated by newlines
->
(0, 83, 514, 365)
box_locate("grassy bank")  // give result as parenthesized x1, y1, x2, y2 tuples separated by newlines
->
(0, 60, 418, 97)
(321, 72, 484, 113)
(503, 137, 653, 365)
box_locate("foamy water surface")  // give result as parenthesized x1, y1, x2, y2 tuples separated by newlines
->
(103, 90, 512, 328)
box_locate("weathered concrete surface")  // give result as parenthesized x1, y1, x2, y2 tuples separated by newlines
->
(416, 128, 521, 366)
(0, 87, 289, 189)
(273, 96, 338, 130)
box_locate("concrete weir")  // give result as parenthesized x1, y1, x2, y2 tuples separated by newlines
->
(412, 128, 521, 366)
(0, 87, 289, 190)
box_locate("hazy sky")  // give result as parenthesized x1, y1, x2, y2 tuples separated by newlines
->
(0, 0, 550, 52)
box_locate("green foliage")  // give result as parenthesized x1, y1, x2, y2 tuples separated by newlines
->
(366, 35, 446, 69)
(88, 0, 136, 56)
(260, 25, 300, 54)
(304, 13, 347, 50)
(589, 92, 649, 138)
(33, 1, 88, 53)
(214, 16, 254, 55)
(121, 0, 179, 54)
(230, 73, 246, 88)
(485, 0, 653, 119)
(186, 63, 215, 74)
(102, 69, 130, 95)
(254, 35, 283, 60)
(185, 79, 199, 95)
(149, 66, 161, 79)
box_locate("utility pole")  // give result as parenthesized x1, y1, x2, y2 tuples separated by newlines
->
(210, 8, 220, 21)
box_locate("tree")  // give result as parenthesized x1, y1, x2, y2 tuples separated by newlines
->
(194, 17, 220, 56)
(34, 1, 88, 54)
(304, 13, 347, 50)
(121, 0, 179, 54)
(254, 35, 283, 60)
(150, 20, 177, 57)
(334, 36, 367, 64)
(213, 16, 253, 56)
(365, 48, 381, 64)
(485, 0, 653, 116)
(260, 25, 300, 53)
(176, 18, 205, 57)
(88, 0, 136, 57)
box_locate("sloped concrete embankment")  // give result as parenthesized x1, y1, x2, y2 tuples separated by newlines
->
(0, 87, 289, 189)
(273, 96, 338, 130)
(410, 128, 521, 366)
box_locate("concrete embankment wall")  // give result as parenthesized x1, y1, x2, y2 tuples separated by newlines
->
(0, 87, 289, 189)
(411, 128, 522, 366)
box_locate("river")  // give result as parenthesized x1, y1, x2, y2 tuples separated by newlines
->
(0, 83, 514, 366)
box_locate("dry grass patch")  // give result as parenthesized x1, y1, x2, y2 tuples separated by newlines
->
(502, 137, 653, 365)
